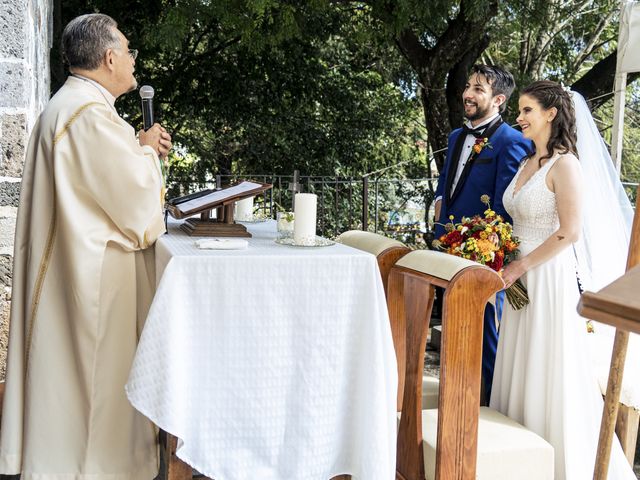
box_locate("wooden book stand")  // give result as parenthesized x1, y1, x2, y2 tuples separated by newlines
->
(165, 180, 272, 237)
(387, 250, 503, 480)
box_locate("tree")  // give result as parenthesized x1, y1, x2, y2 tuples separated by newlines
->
(345, 0, 636, 170)
(53, 0, 424, 182)
(52, 0, 638, 179)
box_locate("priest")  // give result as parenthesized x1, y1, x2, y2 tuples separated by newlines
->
(0, 13, 171, 479)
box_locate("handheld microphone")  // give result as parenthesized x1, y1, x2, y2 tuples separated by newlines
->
(139, 85, 155, 131)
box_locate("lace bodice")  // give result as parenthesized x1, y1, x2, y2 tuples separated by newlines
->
(503, 154, 560, 245)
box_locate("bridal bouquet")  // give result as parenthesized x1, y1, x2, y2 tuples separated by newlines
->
(433, 195, 529, 310)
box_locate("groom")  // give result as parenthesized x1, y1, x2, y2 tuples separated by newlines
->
(434, 64, 531, 402)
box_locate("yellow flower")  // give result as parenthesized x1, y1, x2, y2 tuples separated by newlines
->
(449, 215, 454, 220)
(476, 239, 498, 254)
(480, 194, 490, 205)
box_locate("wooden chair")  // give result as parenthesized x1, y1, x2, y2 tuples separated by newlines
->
(336, 230, 441, 410)
(336, 230, 411, 295)
(160, 430, 192, 480)
(388, 250, 554, 480)
(578, 186, 640, 479)
(336, 230, 411, 411)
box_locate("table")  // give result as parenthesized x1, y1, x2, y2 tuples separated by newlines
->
(579, 264, 640, 333)
(125, 219, 398, 480)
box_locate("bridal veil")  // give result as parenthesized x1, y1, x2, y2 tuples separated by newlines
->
(571, 90, 640, 408)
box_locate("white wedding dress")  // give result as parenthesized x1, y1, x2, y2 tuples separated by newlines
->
(490, 153, 637, 480)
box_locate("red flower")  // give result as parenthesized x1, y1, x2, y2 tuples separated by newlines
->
(446, 230, 463, 244)
(487, 251, 504, 272)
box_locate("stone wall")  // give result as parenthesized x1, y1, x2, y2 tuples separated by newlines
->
(0, 0, 52, 378)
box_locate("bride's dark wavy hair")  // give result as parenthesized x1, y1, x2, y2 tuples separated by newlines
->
(521, 80, 577, 166)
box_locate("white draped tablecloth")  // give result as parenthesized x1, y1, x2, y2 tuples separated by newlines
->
(125, 219, 398, 480)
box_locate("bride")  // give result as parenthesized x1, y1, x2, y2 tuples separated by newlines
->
(490, 80, 636, 479)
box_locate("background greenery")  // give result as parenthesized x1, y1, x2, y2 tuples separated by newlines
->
(51, 0, 640, 235)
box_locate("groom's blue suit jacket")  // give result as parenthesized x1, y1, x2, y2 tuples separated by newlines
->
(434, 119, 531, 403)
(434, 121, 531, 239)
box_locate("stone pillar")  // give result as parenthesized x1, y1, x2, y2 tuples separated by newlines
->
(0, 0, 52, 377)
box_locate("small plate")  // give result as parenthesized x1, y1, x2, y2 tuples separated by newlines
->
(237, 217, 269, 223)
(275, 236, 335, 247)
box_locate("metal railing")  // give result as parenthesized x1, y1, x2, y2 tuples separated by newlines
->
(167, 171, 639, 242)
(167, 171, 437, 240)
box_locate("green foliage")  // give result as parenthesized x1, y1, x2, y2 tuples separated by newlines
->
(597, 83, 640, 193)
(57, 0, 424, 182)
(483, 0, 620, 122)
(53, 0, 637, 244)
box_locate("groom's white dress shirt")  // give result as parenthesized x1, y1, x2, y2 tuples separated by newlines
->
(436, 112, 500, 204)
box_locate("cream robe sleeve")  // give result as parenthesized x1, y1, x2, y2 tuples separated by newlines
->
(57, 102, 166, 251)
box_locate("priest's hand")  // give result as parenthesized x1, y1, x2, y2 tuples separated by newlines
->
(139, 123, 172, 159)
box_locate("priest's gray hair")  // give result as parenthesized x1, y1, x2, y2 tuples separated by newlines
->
(62, 14, 121, 70)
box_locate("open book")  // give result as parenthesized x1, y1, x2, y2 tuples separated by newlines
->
(166, 180, 272, 219)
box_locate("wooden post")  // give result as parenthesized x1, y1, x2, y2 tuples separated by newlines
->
(587, 185, 640, 479)
(615, 404, 640, 465)
(390, 251, 503, 480)
(594, 330, 629, 479)
(160, 431, 192, 480)
(362, 176, 369, 231)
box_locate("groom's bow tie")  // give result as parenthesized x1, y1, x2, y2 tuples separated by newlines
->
(462, 124, 486, 138)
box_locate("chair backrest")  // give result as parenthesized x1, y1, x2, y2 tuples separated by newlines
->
(335, 230, 410, 294)
(388, 250, 503, 480)
(336, 230, 410, 411)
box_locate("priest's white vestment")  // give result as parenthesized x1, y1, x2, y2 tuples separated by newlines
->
(0, 76, 166, 479)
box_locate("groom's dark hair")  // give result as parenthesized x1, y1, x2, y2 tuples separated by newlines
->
(471, 64, 516, 113)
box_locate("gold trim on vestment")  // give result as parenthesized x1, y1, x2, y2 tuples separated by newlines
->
(25, 101, 101, 369)
(52, 102, 101, 145)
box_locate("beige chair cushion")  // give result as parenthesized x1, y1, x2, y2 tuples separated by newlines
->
(422, 375, 439, 409)
(335, 230, 405, 257)
(422, 407, 554, 480)
(396, 250, 484, 281)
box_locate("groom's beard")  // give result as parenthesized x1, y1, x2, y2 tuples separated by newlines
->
(465, 103, 491, 122)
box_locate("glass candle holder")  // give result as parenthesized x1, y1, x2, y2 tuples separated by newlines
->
(276, 211, 295, 239)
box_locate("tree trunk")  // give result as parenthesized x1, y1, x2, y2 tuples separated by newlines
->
(421, 85, 451, 173)
(392, 0, 498, 174)
(571, 51, 640, 110)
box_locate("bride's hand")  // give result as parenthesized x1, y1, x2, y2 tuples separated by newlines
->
(502, 260, 527, 289)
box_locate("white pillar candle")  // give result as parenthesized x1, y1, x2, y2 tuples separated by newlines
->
(235, 196, 254, 221)
(294, 193, 317, 245)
